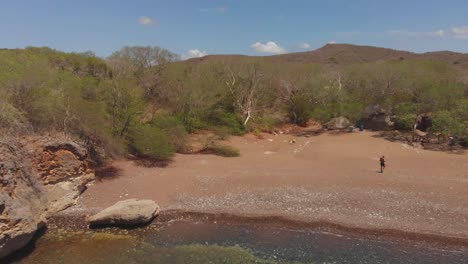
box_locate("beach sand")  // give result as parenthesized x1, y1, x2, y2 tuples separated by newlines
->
(80, 131, 468, 239)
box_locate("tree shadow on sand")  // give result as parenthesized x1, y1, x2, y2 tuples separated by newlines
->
(290, 129, 325, 137)
(95, 165, 123, 182)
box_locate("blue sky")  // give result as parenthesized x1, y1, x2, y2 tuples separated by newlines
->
(1, 0, 468, 58)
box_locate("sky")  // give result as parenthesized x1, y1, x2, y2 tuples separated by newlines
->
(1, 0, 468, 59)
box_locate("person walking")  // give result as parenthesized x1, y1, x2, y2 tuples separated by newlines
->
(380, 156, 386, 173)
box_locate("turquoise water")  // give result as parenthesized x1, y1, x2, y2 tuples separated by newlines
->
(7, 220, 468, 264)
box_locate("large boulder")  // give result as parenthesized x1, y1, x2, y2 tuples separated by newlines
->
(325, 116, 351, 130)
(0, 138, 47, 259)
(87, 199, 160, 226)
(414, 113, 432, 132)
(362, 105, 394, 130)
(0, 136, 96, 259)
(21, 137, 95, 213)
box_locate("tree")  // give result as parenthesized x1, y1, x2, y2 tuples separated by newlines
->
(430, 110, 465, 137)
(104, 77, 143, 137)
(220, 61, 267, 126)
(108, 46, 179, 101)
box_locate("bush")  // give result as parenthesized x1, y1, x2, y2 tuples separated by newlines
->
(205, 110, 245, 135)
(286, 96, 311, 126)
(151, 114, 188, 152)
(0, 102, 31, 134)
(206, 144, 240, 157)
(310, 107, 334, 123)
(430, 110, 464, 137)
(394, 113, 416, 131)
(178, 113, 208, 133)
(248, 115, 281, 133)
(212, 126, 232, 140)
(129, 125, 175, 161)
(340, 101, 365, 123)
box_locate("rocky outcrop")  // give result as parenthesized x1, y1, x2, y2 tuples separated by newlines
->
(325, 116, 351, 130)
(21, 137, 95, 213)
(414, 113, 432, 132)
(362, 105, 394, 130)
(1, 136, 96, 259)
(0, 138, 47, 259)
(87, 199, 160, 226)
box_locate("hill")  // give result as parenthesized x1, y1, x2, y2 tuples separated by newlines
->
(187, 43, 468, 67)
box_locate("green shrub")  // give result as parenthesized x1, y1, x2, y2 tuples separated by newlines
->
(205, 110, 245, 135)
(151, 114, 188, 152)
(248, 115, 281, 133)
(430, 110, 464, 136)
(178, 113, 208, 133)
(310, 107, 334, 123)
(394, 113, 416, 131)
(129, 125, 175, 161)
(252, 128, 261, 137)
(0, 102, 31, 134)
(212, 126, 231, 140)
(286, 96, 311, 126)
(394, 103, 417, 116)
(340, 101, 365, 123)
(207, 144, 240, 157)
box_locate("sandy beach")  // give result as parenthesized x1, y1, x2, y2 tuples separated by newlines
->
(79, 131, 468, 239)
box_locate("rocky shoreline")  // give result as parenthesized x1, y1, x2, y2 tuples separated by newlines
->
(43, 208, 468, 252)
(2, 133, 468, 260)
(0, 135, 95, 259)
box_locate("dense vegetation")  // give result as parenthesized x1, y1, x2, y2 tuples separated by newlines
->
(0, 45, 467, 162)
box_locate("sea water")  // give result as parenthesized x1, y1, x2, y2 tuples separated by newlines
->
(6, 220, 468, 264)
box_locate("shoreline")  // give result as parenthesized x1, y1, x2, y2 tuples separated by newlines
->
(47, 208, 468, 252)
(76, 132, 468, 245)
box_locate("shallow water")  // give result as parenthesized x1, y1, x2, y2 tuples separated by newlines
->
(8, 220, 468, 264)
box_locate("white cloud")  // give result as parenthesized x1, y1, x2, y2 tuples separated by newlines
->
(452, 26, 468, 39)
(198, 7, 228, 13)
(251, 41, 287, 54)
(298, 42, 311, 49)
(430, 29, 445, 37)
(328, 40, 337, 44)
(138, 16, 157, 26)
(387, 29, 445, 38)
(182, 49, 208, 60)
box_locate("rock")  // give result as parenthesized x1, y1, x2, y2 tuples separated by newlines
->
(415, 113, 432, 132)
(21, 137, 95, 213)
(35, 140, 92, 185)
(362, 104, 394, 130)
(325, 116, 351, 130)
(87, 199, 160, 226)
(0, 138, 47, 259)
(0, 136, 96, 258)
(414, 129, 427, 137)
(363, 104, 387, 118)
(364, 105, 392, 127)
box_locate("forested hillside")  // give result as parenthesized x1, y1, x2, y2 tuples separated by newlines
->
(1, 45, 467, 162)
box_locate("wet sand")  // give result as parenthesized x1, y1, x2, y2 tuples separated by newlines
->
(80, 132, 468, 239)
